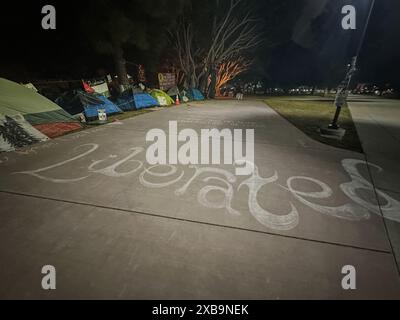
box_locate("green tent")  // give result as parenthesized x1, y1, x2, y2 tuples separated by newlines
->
(0, 78, 75, 126)
(150, 89, 175, 106)
(0, 78, 81, 150)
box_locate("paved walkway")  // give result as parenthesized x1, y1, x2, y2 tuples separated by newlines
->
(348, 95, 400, 273)
(0, 99, 399, 299)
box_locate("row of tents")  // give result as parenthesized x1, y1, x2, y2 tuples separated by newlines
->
(0, 77, 205, 153)
(55, 87, 205, 119)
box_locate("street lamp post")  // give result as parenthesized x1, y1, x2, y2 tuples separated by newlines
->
(327, 0, 376, 130)
(329, 56, 358, 129)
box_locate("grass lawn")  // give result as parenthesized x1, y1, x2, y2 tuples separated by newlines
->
(264, 97, 363, 153)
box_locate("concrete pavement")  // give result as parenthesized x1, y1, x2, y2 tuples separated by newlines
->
(0, 99, 399, 299)
(348, 95, 400, 273)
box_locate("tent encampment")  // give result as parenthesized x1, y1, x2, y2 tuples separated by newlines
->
(150, 89, 174, 106)
(0, 78, 81, 148)
(55, 90, 122, 120)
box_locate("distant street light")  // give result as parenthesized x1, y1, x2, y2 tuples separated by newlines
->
(328, 0, 376, 130)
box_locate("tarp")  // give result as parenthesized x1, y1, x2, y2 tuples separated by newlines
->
(0, 114, 48, 152)
(150, 89, 174, 106)
(34, 122, 82, 139)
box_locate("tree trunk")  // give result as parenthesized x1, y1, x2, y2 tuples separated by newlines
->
(183, 74, 190, 89)
(208, 67, 217, 99)
(215, 86, 222, 97)
(113, 45, 129, 88)
(199, 69, 209, 94)
(190, 72, 198, 89)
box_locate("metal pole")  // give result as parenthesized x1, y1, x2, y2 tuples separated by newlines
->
(329, 0, 376, 129)
(356, 0, 376, 58)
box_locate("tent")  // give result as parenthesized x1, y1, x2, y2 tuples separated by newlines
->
(116, 91, 159, 110)
(167, 87, 204, 102)
(133, 93, 159, 109)
(84, 95, 122, 119)
(115, 90, 136, 111)
(150, 89, 174, 106)
(0, 78, 81, 144)
(190, 88, 205, 101)
(167, 86, 180, 100)
(56, 90, 122, 120)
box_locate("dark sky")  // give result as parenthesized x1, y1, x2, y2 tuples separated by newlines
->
(273, 0, 400, 88)
(1, 1, 108, 81)
(1, 0, 399, 88)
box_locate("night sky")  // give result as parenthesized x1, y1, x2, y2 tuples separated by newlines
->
(1, 0, 399, 89)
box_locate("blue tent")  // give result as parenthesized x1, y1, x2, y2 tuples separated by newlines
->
(116, 92, 159, 111)
(56, 91, 122, 120)
(116, 91, 136, 111)
(134, 93, 159, 109)
(84, 95, 123, 119)
(191, 89, 205, 101)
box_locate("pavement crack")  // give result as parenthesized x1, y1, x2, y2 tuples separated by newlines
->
(0, 189, 393, 256)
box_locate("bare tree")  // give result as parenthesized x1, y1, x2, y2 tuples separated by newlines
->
(169, 20, 203, 89)
(202, 0, 261, 97)
(215, 57, 252, 96)
(170, 0, 261, 96)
